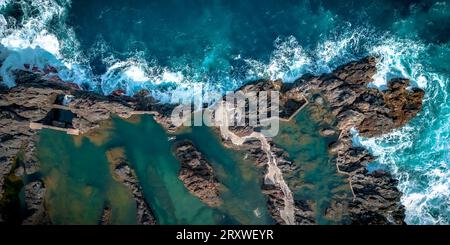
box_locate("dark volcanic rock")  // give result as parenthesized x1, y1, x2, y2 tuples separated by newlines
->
(0, 70, 174, 222)
(106, 147, 157, 225)
(222, 57, 423, 225)
(261, 184, 315, 225)
(99, 206, 112, 225)
(284, 57, 423, 224)
(230, 79, 307, 120)
(0, 56, 423, 225)
(173, 140, 222, 207)
(294, 199, 316, 225)
(22, 180, 51, 225)
(220, 83, 313, 225)
(293, 57, 423, 138)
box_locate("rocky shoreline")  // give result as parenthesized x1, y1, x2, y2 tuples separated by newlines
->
(294, 57, 423, 224)
(99, 206, 112, 225)
(0, 56, 423, 224)
(208, 57, 423, 224)
(173, 140, 222, 207)
(105, 147, 157, 225)
(22, 180, 51, 225)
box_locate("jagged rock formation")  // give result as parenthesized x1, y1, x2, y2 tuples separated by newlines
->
(105, 147, 157, 225)
(218, 81, 314, 225)
(22, 180, 51, 225)
(213, 57, 423, 224)
(173, 140, 222, 207)
(99, 206, 112, 225)
(0, 71, 172, 223)
(0, 56, 424, 225)
(292, 57, 423, 224)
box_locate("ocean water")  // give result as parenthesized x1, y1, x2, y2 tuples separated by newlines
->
(1, 0, 449, 224)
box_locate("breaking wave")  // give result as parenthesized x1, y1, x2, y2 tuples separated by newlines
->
(1, 0, 449, 224)
(355, 71, 450, 224)
(0, 0, 428, 101)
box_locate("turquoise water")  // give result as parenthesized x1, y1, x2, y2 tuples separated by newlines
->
(110, 115, 273, 224)
(1, 0, 450, 224)
(37, 115, 272, 224)
(274, 104, 352, 224)
(37, 128, 137, 225)
(176, 126, 274, 224)
(108, 116, 219, 225)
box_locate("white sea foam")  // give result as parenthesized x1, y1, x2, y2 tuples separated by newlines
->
(315, 29, 367, 73)
(368, 37, 427, 90)
(348, 35, 450, 223)
(1, 0, 449, 225)
(353, 74, 450, 224)
(0, 0, 79, 87)
(0, 0, 9, 8)
(0, 0, 65, 55)
(401, 163, 450, 224)
(0, 47, 62, 86)
(0, 0, 422, 102)
(243, 36, 311, 82)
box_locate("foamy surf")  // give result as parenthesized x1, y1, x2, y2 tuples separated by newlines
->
(354, 80, 450, 225)
(1, 0, 449, 225)
(0, 0, 423, 101)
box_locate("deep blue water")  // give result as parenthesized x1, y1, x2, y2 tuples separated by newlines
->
(1, 0, 449, 224)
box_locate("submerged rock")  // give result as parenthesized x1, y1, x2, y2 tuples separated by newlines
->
(0, 70, 173, 223)
(173, 140, 222, 207)
(218, 56, 423, 225)
(283, 57, 423, 224)
(319, 128, 336, 137)
(105, 147, 157, 225)
(99, 206, 112, 225)
(22, 180, 51, 225)
(0, 56, 424, 225)
(216, 80, 312, 225)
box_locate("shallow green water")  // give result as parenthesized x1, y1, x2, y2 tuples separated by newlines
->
(2, 0, 450, 224)
(38, 129, 137, 225)
(37, 115, 273, 224)
(274, 105, 352, 224)
(176, 126, 274, 224)
(109, 116, 219, 224)
(37, 111, 350, 224)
